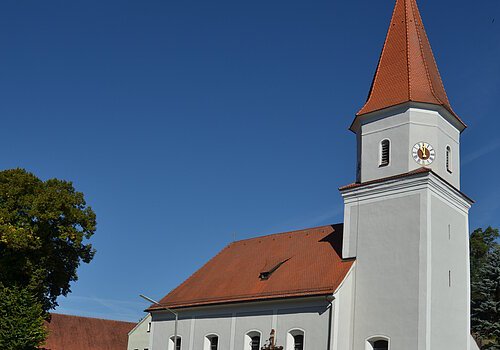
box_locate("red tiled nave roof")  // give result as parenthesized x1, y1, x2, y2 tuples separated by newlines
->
(149, 225, 353, 310)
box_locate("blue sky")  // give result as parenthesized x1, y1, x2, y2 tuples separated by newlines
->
(0, 0, 499, 322)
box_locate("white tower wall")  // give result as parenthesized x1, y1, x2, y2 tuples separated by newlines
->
(341, 172, 472, 349)
(355, 104, 461, 189)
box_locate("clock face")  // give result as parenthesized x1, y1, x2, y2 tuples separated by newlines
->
(412, 142, 435, 166)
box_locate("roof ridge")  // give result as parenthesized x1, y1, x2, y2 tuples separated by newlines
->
(50, 313, 135, 324)
(409, 0, 444, 106)
(405, 0, 412, 101)
(231, 224, 341, 244)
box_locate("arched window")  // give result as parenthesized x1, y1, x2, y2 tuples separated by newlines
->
(244, 331, 261, 350)
(286, 329, 305, 350)
(366, 336, 389, 350)
(380, 139, 390, 167)
(168, 336, 181, 350)
(204, 334, 219, 350)
(446, 146, 452, 173)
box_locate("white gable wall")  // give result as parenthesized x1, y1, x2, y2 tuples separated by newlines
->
(128, 314, 152, 350)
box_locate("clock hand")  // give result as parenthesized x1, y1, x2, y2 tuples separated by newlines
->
(420, 145, 427, 158)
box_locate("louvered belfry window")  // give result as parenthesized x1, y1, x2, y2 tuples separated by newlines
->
(380, 139, 390, 167)
(446, 146, 452, 173)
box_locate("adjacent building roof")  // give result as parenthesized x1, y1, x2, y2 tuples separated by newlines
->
(356, 0, 464, 128)
(43, 313, 135, 350)
(149, 224, 353, 310)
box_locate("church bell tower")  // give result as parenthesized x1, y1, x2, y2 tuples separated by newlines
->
(340, 0, 474, 349)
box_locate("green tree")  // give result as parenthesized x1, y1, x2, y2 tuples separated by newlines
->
(470, 227, 500, 349)
(0, 284, 48, 349)
(0, 168, 96, 311)
(471, 227, 499, 283)
(471, 248, 500, 349)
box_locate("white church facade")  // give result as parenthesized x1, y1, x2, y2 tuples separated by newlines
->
(131, 0, 480, 349)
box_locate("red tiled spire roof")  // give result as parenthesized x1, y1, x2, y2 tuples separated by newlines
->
(357, 0, 464, 126)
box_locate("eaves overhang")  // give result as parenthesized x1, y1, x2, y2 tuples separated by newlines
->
(349, 102, 467, 134)
(145, 291, 337, 313)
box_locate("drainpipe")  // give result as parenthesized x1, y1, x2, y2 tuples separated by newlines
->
(326, 295, 335, 350)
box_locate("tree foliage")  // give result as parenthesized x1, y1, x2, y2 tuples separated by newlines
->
(470, 227, 500, 349)
(0, 284, 48, 349)
(471, 227, 499, 280)
(0, 168, 96, 311)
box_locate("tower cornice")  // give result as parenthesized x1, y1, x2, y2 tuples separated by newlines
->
(339, 168, 473, 213)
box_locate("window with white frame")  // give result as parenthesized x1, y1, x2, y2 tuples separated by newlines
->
(286, 329, 304, 350)
(204, 334, 219, 350)
(446, 146, 452, 173)
(168, 336, 181, 350)
(244, 331, 261, 350)
(380, 139, 390, 167)
(366, 337, 389, 350)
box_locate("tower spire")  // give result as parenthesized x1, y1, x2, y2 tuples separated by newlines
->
(357, 0, 465, 128)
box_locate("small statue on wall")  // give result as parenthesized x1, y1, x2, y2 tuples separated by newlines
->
(261, 329, 283, 350)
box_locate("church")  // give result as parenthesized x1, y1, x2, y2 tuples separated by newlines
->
(137, 0, 479, 349)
